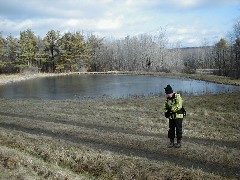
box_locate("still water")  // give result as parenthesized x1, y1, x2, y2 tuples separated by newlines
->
(0, 74, 239, 99)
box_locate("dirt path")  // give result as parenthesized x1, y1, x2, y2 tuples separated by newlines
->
(0, 73, 80, 85)
(0, 112, 239, 179)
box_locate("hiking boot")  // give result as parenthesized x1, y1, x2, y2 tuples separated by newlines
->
(175, 139, 181, 148)
(168, 139, 174, 148)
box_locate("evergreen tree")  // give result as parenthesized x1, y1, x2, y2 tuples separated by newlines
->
(0, 33, 5, 60)
(35, 35, 47, 72)
(58, 32, 91, 72)
(17, 29, 38, 72)
(6, 34, 19, 62)
(71, 32, 91, 70)
(0, 33, 6, 72)
(44, 30, 60, 72)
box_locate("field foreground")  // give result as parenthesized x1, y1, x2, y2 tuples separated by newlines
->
(0, 92, 239, 179)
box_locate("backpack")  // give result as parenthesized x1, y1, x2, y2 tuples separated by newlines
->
(181, 107, 186, 117)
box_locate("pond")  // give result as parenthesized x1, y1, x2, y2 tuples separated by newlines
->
(0, 74, 239, 100)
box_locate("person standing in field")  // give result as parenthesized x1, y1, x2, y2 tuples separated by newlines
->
(162, 84, 185, 148)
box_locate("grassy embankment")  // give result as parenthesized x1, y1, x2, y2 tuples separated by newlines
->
(0, 72, 239, 179)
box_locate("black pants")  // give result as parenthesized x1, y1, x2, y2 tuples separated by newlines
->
(168, 118, 183, 140)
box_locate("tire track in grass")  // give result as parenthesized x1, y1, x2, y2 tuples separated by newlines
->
(0, 122, 239, 179)
(0, 111, 239, 149)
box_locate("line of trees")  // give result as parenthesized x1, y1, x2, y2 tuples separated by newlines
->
(0, 19, 239, 79)
(179, 18, 240, 79)
(0, 29, 93, 73)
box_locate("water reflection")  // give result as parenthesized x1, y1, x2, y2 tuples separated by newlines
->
(0, 74, 239, 99)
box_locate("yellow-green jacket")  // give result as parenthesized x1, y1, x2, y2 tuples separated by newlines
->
(162, 93, 184, 119)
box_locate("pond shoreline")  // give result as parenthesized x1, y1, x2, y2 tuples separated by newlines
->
(0, 71, 239, 86)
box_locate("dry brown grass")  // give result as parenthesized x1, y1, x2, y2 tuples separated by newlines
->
(0, 91, 239, 179)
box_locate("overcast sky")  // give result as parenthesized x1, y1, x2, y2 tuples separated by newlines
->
(0, 0, 239, 47)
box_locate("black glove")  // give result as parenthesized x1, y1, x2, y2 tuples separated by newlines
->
(166, 106, 171, 112)
(165, 110, 171, 118)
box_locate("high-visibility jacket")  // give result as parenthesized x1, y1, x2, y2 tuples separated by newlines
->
(163, 93, 184, 119)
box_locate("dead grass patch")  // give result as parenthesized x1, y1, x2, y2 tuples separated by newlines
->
(0, 92, 239, 179)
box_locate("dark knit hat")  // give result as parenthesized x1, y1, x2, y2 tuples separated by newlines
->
(164, 84, 173, 94)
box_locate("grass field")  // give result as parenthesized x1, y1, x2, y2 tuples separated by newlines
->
(0, 89, 239, 179)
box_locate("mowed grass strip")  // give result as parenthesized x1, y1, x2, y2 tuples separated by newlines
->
(0, 144, 87, 179)
(0, 128, 227, 180)
(0, 114, 239, 169)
